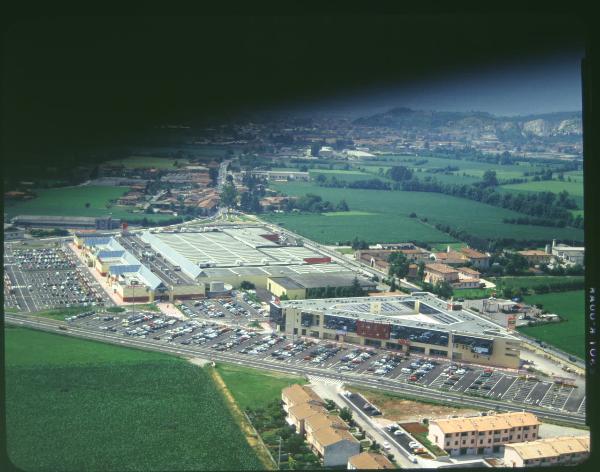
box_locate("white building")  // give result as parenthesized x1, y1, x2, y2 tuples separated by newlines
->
(551, 240, 584, 266)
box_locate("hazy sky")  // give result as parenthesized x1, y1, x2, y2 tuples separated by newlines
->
(318, 50, 584, 117)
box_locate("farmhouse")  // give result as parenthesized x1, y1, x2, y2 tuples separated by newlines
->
(550, 240, 584, 266)
(424, 263, 459, 284)
(517, 250, 553, 265)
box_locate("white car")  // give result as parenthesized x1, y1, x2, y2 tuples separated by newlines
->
(409, 441, 420, 449)
(393, 430, 403, 436)
(383, 441, 391, 450)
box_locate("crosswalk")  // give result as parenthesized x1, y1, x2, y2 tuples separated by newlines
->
(307, 375, 345, 387)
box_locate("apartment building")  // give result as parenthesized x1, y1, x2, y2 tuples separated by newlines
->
(428, 412, 540, 456)
(503, 435, 590, 467)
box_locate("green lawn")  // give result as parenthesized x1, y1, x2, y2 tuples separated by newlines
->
(18, 306, 97, 321)
(105, 156, 191, 169)
(266, 182, 584, 244)
(3, 185, 176, 223)
(5, 327, 263, 471)
(517, 290, 585, 359)
(215, 363, 306, 411)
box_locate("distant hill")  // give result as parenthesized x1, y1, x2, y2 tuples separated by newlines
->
(353, 107, 582, 143)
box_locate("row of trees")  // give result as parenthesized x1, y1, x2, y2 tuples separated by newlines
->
(305, 277, 365, 299)
(315, 169, 582, 229)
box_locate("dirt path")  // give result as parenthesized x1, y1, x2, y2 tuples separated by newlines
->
(208, 367, 276, 470)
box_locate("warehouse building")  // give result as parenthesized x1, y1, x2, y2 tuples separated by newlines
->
(138, 226, 374, 298)
(428, 412, 540, 456)
(77, 234, 204, 302)
(267, 273, 376, 300)
(13, 214, 121, 230)
(503, 435, 590, 467)
(273, 293, 521, 368)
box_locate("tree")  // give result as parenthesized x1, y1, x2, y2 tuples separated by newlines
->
(310, 143, 321, 157)
(324, 399, 336, 411)
(417, 261, 426, 281)
(389, 278, 397, 292)
(482, 170, 499, 187)
(339, 407, 353, 423)
(240, 281, 255, 290)
(287, 455, 297, 470)
(433, 280, 453, 299)
(387, 165, 413, 182)
(220, 183, 238, 207)
(388, 252, 409, 279)
(315, 174, 327, 184)
(85, 202, 91, 208)
(336, 199, 349, 212)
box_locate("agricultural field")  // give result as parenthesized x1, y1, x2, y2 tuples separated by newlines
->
(104, 156, 191, 169)
(265, 182, 584, 244)
(517, 290, 585, 359)
(3, 185, 175, 223)
(309, 168, 388, 183)
(5, 327, 262, 471)
(215, 363, 306, 410)
(490, 276, 585, 293)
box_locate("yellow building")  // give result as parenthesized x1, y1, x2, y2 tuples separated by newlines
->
(428, 412, 540, 456)
(504, 435, 590, 467)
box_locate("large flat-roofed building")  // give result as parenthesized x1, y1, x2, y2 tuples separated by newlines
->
(13, 214, 121, 230)
(268, 273, 376, 300)
(274, 293, 521, 368)
(551, 240, 584, 266)
(503, 435, 590, 467)
(517, 250, 554, 265)
(77, 234, 204, 302)
(428, 412, 540, 456)
(138, 226, 374, 297)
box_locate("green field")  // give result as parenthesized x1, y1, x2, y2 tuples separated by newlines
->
(3, 185, 175, 223)
(5, 327, 262, 471)
(215, 363, 306, 410)
(265, 182, 584, 244)
(517, 290, 585, 359)
(491, 276, 585, 292)
(105, 156, 191, 169)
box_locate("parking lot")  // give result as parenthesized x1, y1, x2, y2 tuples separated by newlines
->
(4, 242, 112, 312)
(57, 307, 586, 415)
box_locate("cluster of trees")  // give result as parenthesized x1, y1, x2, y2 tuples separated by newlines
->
(305, 278, 365, 299)
(388, 252, 410, 279)
(29, 228, 70, 237)
(350, 237, 369, 250)
(503, 216, 579, 228)
(500, 279, 585, 300)
(539, 263, 584, 276)
(386, 165, 414, 181)
(421, 280, 454, 298)
(220, 183, 238, 207)
(285, 193, 349, 213)
(488, 252, 530, 276)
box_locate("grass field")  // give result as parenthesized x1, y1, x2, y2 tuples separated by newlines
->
(491, 276, 585, 292)
(105, 156, 191, 169)
(5, 327, 263, 471)
(215, 363, 306, 410)
(517, 290, 585, 359)
(266, 182, 584, 244)
(3, 185, 176, 223)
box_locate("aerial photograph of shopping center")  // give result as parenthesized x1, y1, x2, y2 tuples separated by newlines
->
(2, 11, 593, 472)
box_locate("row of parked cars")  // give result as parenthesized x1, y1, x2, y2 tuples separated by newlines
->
(367, 353, 405, 376)
(211, 328, 259, 350)
(338, 348, 375, 372)
(305, 343, 342, 364)
(65, 311, 97, 322)
(239, 333, 284, 355)
(271, 340, 315, 360)
(13, 247, 76, 271)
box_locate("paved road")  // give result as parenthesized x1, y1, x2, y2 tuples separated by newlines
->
(5, 314, 586, 428)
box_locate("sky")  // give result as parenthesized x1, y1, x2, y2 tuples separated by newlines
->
(298, 51, 584, 118)
(1, 12, 588, 171)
